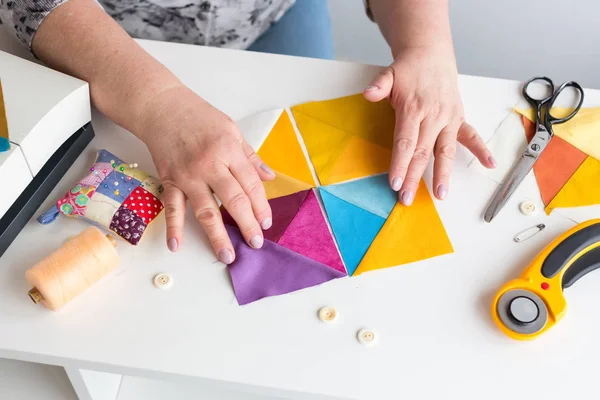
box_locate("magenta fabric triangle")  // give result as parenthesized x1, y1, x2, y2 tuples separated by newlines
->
(221, 190, 310, 243)
(278, 190, 347, 274)
(226, 225, 345, 305)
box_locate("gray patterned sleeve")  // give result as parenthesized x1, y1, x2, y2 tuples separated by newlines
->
(0, 0, 69, 50)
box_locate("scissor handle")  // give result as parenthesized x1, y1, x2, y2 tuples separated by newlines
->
(545, 81, 585, 125)
(522, 76, 555, 109)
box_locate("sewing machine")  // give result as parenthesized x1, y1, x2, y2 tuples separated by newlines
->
(0, 50, 94, 256)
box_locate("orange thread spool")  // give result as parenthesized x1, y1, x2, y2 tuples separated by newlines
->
(25, 226, 120, 311)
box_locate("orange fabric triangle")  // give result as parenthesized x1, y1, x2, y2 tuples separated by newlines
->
(353, 180, 453, 276)
(522, 116, 588, 206)
(262, 170, 314, 200)
(257, 111, 315, 186)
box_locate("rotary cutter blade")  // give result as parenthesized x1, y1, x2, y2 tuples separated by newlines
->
(492, 219, 600, 340)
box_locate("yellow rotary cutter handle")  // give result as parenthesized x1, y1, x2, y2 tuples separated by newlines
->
(492, 219, 600, 340)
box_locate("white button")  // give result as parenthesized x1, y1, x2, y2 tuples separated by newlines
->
(318, 307, 338, 323)
(519, 201, 537, 216)
(153, 273, 173, 289)
(357, 329, 377, 346)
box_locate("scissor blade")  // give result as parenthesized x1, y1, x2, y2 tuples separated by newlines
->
(484, 154, 537, 222)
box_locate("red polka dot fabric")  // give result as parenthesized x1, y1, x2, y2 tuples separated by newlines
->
(123, 187, 164, 224)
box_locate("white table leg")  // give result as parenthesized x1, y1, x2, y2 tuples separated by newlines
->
(64, 367, 123, 400)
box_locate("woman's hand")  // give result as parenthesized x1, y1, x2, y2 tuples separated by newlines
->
(138, 85, 274, 263)
(364, 46, 496, 205)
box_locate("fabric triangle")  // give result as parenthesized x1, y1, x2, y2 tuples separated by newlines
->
(324, 135, 392, 185)
(545, 156, 600, 214)
(263, 170, 314, 200)
(226, 225, 345, 305)
(236, 108, 282, 153)
(291, 94, 395, 185)
(221, 190, 310, 243)
(319, 189, 385, 276)
(322, 174, 397, 219)
(278, 190, 346, 274)
(291, 94, 395, 150)
(522, 116, 587, 206)
(354, 180, 453, 276)
(290, 110, 351, 185)
(257, 111, 315, 186)
(516, 106, 600, 161)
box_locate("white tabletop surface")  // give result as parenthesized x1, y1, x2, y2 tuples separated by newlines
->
(1, 32, 600, 400)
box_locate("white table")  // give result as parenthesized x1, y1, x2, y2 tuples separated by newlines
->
(1, 32, 600, 400)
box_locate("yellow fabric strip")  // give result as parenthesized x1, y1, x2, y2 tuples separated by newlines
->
(545, 156, 600, 214)
(515, 107, 600, 161)
(263, 170, 314, 200)
(353, 180, 453, 276)
(257, 111, 315, 186)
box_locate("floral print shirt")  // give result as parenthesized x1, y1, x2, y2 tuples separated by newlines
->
(0, 0, 296, 50)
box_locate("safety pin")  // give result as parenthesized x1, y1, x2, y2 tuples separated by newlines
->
(514, 224, 546, 243)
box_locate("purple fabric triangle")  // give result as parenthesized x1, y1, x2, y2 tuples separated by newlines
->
(278, 190, 347, 274)
(221, 190, 310, 243)
(226, 225, 345, 305)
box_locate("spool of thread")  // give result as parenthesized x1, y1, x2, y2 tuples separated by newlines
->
(25, 226, 120, 311)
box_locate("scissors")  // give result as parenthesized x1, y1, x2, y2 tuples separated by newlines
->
(484, 77, 585, 222)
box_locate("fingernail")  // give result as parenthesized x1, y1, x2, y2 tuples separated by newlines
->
(401, 191, 414, 206)
(261, 217, 272, 230)
(250, 234, 264, 249)
(488, 156, 497, 168)
(365, 85, 379, 92)
(219, 248, 234, 264)
(437, 184, 448, 200)
(260, 163, 275, 177)
(168, 237, 178, 252)
(391, 177, 403, 191)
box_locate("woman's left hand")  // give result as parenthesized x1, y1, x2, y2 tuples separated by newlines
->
(364, 45, 496, 205)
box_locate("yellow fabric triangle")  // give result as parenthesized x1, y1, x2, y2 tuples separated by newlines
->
(291, 94, 395, 149)
(257, 111, 315, 186)
(0, 80, 9, 140)
(263, 170, 314, 200)
(515, 107, 600, 161)
(353, 180, 453, 276)
(325, 135, 392, 185)
(545, 156, 600, 214)
(291, 110, 352, 185)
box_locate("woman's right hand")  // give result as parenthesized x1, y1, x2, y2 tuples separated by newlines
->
(138, 84, 274, 264)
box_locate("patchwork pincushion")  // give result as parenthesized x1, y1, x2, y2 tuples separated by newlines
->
(38, 149, 164, 245)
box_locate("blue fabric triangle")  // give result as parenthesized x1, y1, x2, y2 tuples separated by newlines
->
(319, 189, 385, 276)
(321, 174, 397, 219)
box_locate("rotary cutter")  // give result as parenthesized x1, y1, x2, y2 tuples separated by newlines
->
(492, 219, 600, 340)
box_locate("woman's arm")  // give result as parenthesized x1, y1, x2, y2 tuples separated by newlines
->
(29, 0, 274, 263)
(365, 0, 494, 204)
(32, 0, 181, 136)
(367, 0, 453, 57)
